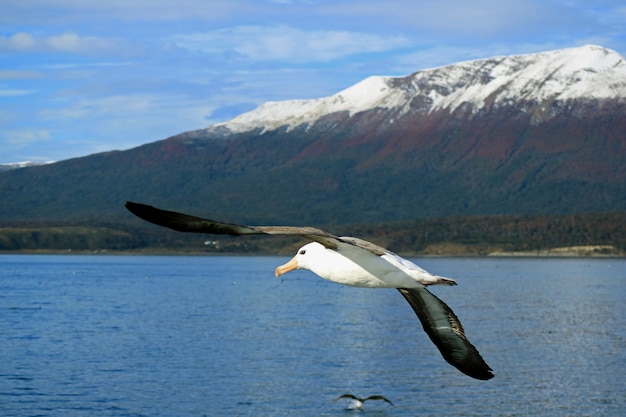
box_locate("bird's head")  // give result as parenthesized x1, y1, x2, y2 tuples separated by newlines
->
(275, 241, 324, 277)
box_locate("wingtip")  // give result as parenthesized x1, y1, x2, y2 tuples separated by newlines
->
(125, 201, 138, 211)
(125, 201, 151, 216)
(474, 369, 495, 380)
(462, 361, 494, 380)
(125, 201, 142, 209)
(452, 353, 494, 380)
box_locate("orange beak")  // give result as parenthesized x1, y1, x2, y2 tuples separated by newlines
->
(275, 256, 299, 277)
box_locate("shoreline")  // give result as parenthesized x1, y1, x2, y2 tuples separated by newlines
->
(1, 244, 623, 258)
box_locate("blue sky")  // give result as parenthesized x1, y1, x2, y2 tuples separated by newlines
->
(1, 0, 625, 164)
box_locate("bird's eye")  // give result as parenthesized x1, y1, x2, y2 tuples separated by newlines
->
(299, 249, 306, 255)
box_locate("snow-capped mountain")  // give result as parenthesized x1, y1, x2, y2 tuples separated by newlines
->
(1, 46, 625, 225)
(211, 45, 626, 134)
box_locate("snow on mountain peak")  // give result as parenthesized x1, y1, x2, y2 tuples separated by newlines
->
(217, 75, 403, 134)
(417, 45, 626, 113)
(212, 45, 626, 134)
(0, 161, 54, 171)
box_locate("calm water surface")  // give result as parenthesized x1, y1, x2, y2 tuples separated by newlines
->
(1, 255, 624, 416)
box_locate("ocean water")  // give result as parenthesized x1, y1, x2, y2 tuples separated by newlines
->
(1, 255, 624, 416)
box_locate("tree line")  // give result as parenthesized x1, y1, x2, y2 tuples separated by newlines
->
(1, 212, 624, 255)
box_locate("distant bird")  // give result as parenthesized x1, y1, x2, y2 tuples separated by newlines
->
(334, 394, 394, 409)
(125, 202, 494, 380)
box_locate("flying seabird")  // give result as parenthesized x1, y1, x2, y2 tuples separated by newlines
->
(333, 394, 394, 409)
(125, 202, 494, 380)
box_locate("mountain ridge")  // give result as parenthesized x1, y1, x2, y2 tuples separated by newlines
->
(0, 45, 624, 226)
(200, 45, 625, 136)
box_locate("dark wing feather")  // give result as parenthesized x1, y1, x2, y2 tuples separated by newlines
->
(125, 202, 340, 249)
(338, 236, 387, 256)
(333, 394, 359, 402)
(363, 395, 394, 405)
(125, 202, 258, 235)
(397, 288, 494, 380)
(124, 202, 400, 254)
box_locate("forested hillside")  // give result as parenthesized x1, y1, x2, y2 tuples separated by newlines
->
(1, 212, 623, 255)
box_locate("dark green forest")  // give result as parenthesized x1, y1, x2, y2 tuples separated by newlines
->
(1, 212, 624, 256)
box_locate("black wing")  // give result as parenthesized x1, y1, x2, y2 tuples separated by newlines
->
(397, 287, 494, 380)
(125, 201, 340, 248)
(363, 395, 394, 405)
(125, 202, 402, 255)
(126, 202, 260, 235)
(333, 394, 359, 402)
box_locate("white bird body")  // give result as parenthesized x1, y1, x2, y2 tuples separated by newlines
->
(346, 399, 363, 410)
(278, 241, 455, 288)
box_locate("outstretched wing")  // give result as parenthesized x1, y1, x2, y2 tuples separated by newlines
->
(125, 201, 340, 248)
(126, 201, 259, 235)
(363, 395, 394, 405)
(125, 202, 401, 256)
(333, 394, 359, 402)
(397, 287, 494, 380)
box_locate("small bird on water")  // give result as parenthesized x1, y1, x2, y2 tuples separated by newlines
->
(334, 394, 394, 409)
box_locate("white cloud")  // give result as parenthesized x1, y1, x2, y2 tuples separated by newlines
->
(0, 0, 256, 24)
(4, 32, 37, 49)
(321, 0, 575, 36)
(1, 129, 51, 147)
(169, 25, 410, 62)
(0, 31, 120, 54)
(0, 89, 37, 97)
